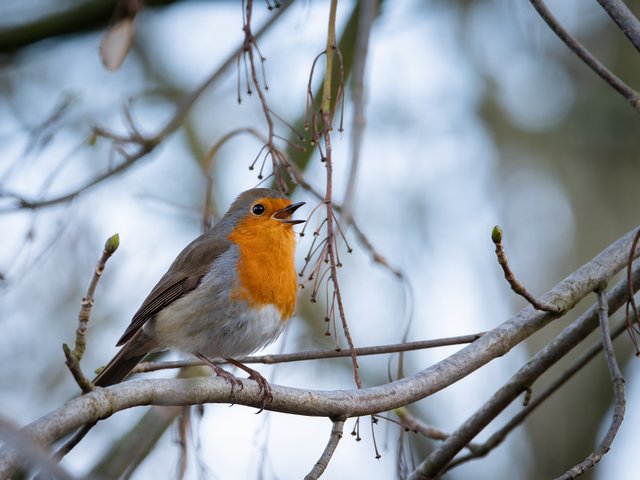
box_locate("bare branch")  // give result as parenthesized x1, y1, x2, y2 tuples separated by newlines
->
(445, 320, 630, 471)
(529, 0, 640, 112)
(492, 225, 561, 313)
(596, 0, 640, 54)
(555, 289, 626, 480)
(626, 228, 640, 353)
(395, 408, 482, 454)
(62, 233, 120, 393)
(304, 418, 346, 480)
(0, 416, 78, 480)
(0, 2, 292, 214)
(2, 227, 639, 478)
(131, 334, 486, 374)
(407, 261, 640, 479)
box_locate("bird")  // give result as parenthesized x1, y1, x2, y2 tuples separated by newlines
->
(93, 187, 305, 405)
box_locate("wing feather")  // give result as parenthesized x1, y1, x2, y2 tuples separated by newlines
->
(115, 235, 231, 346)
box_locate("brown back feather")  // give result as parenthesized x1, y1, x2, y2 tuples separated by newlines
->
(116, 235, 231, 346)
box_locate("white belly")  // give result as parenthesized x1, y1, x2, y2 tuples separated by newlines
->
(141, 247, 288, 360)
(149, 284, 286, 359)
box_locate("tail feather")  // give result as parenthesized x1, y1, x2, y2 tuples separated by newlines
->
(93, 343, 147, 387)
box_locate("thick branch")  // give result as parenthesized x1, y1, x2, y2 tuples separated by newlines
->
(445, 320, 629, 471)
(1, 226, 639, 477)
(0, 0, 180, 53)
(596, 0, 640, 54)
(408, 265, 640, 479)
(529, 0, 640, 112)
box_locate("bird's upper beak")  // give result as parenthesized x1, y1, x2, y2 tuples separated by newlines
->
(272, 201, 306, 225)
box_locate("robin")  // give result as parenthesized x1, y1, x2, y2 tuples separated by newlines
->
(93, 188, 305, 405)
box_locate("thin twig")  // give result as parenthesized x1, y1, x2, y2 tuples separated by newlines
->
(50, 423, 94, 464)
(201, 127, 263, 230)
(491, 225, 561, 313)
(304, 418, 346, 480)
(395, 408, 482, 454)
(555, 289, 626, 480)
(529, 0, 640, 112)
(132, 334, 485, 374)
(241, 0, 292, 191)
(63, 233, 120, 393)
(1, 2, 292, 214)
(316, 0, 361, 389)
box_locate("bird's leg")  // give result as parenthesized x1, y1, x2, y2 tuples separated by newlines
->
(225, 357, 273, 412)
(196, 353, 243, 404)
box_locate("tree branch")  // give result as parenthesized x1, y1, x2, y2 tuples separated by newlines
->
(0, 416, 77, 480)
(0, 1, 292, 214)
(492, 226, 561, 313)
(443, 319, 629, 471)
(407, 264, 640, 479)
(0, 0, 180, 53)
(304, 417, 346, 480)
(62, 233, 119, 393)
(1, 226, 639, 478)
(131, 333, 485, 374)
(555, 289, 626, 479)
(596, 0, 640, 54)
(529, 0, 640, 112)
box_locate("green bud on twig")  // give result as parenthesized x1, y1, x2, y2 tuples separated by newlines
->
(105, 233, 120, 254)
(491, 225, 503, 244)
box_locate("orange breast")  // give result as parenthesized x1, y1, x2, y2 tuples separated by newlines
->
(228, 218, 298, 319)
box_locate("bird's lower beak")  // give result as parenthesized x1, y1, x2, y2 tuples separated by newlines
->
(272, 201, 306, 225)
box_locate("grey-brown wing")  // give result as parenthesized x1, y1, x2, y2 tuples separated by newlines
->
(115, 235, 231, 346)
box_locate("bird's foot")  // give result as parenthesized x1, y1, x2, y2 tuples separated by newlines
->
(196, 353, 243, 404)
(225, 358, 273, 413)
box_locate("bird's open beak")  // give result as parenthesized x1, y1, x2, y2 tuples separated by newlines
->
(272, 201, 306, 225)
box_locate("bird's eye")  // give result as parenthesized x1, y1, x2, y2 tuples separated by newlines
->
(252, 203, 266, 216)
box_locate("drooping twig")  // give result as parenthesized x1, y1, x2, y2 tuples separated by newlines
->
(62, 233, 120, 393)
(240, 0, 297, 191)
(492, 225, 561, 313)
(304, 417, 346, 480)
(319, 0, 362, 389)
(529, 0, 640, 112)
(555, 289, 626, 480)
(200, 127, 263, 230)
